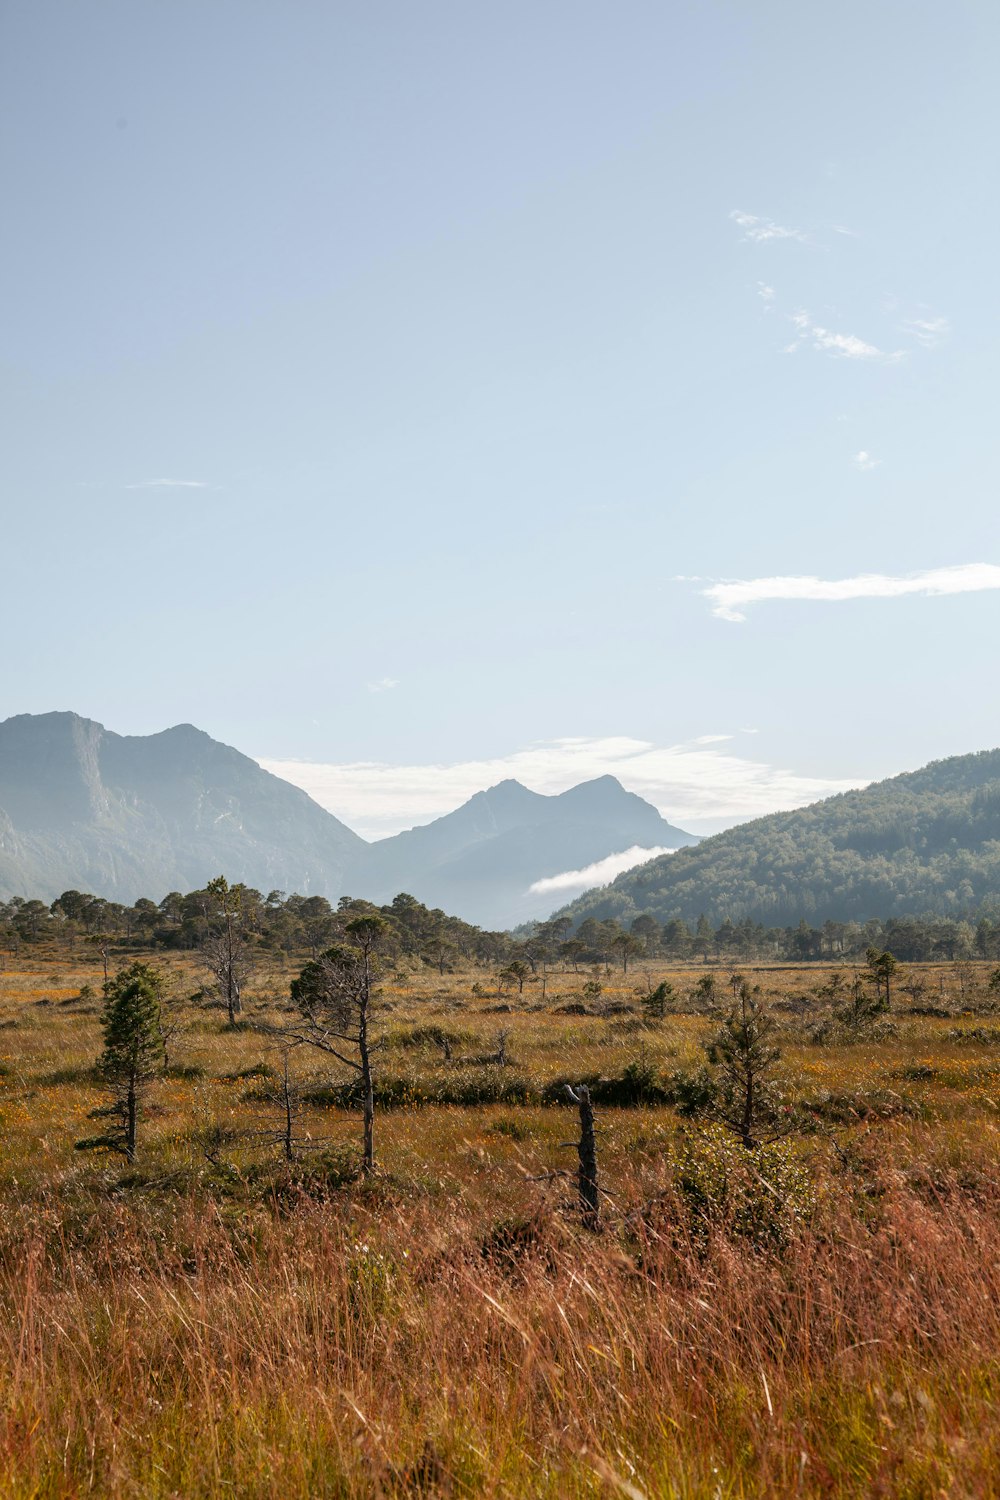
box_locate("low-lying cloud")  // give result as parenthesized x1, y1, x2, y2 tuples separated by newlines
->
(701, 562, 1000, 623)
(260, 735, 864, 840)
(529, 846, 675, 897)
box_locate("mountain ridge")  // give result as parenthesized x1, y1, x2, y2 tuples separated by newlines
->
(0, 713, 697, 924)
(0, 711, 363, 902)
(352, 773, 696, 926)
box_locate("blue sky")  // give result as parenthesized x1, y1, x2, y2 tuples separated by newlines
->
(3, 1, 998, 837)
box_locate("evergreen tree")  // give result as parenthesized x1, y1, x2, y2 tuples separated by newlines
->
(864, 946, 898, 1009)
(99, 962, 165, 1161)
(706, 982, 785, 1150)
(642, 979, 674, 1021)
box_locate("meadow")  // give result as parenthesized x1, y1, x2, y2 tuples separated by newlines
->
(3, 944, 1000, 1497)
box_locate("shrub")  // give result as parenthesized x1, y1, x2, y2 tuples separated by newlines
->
(219, 1063, 277, 1083)
(668, 1064, 717, 1116)
(489, 1117, 532, 1140)
(669, 1124, 816, 1248)
(390, 1024, 469, 1051)
(479, 1212, 551, 1267)
(41, 1064, 100, 1086)
(259, 1145, 364, 1203)
(302, 1069, 537, 1109)
(541, 1060, 672, 1108)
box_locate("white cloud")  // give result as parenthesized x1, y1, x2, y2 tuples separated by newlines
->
(901, 313, 950, 348)
(730, 209, 807, 244)
(853, 450, 880, 471)
(258, 735, 864, 840)
(786, 310, 902, 363)
(367, 677, 399, 694)
(757, 282, 776, 310)
(529, 847, 675, 897)
(701, 562, 1000, 623)
(125, 478, 215, 490)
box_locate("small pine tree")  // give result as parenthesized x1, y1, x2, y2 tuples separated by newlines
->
(864, 946, 898, 1009)
(692, 973, 719, 1008)
(706, 981, 785, 1150)
(643, 980, 674, 1021)
(836, 973, 886, 1032)
(99, 962, 165, 1161)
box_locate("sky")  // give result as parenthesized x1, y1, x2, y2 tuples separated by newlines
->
(2, 0, 998, 841)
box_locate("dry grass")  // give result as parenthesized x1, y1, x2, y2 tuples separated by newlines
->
(2, 947, 1000, 1496)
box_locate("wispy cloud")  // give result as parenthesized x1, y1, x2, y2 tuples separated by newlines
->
(125, 478, 216, 490)
(785, 310, 903, 363)
(730, 209, 807, 244)
(258, 734, 863, 840)
(756, 282, 776, 310)
(366, 677, 399, 695)
(700, 562, 1000, 623)
(853, 450, 880, 471)
(901, 313, 950, 348)
(529, 847, 675, 897)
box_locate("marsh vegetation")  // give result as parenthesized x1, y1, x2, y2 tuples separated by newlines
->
(3, 922, 1000, 1496)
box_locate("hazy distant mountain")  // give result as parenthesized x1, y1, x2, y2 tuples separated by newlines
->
(0, 712, 363, 902)
(553, 749, 1000, 929)
(347, 776, 698, 927)
(0, 714, 698, 926)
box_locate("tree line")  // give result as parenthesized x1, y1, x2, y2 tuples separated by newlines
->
(4, 886, 1000, 971)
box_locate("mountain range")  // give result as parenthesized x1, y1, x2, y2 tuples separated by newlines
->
(554, 748, 1000, 929)
(354, 775, 693, 926)
(0, 713, 695, 926)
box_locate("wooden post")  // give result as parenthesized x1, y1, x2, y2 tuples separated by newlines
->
(565, 1084, 599, 1229)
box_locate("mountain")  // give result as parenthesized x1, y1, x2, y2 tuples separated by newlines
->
(347, 776, 697, 927)
(0, 712, 363, 902)
(0, 713, 698, 925)
(554, 749, 1000, 930)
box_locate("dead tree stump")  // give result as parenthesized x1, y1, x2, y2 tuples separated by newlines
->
(565, 1083, 599, 1229)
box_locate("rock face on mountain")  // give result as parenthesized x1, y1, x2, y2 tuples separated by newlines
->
(554, 748, 1000, 929)
(0, 713, 363, 902)
(346, 776, 697, 927)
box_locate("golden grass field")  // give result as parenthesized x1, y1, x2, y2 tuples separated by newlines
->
(4, 946, 1000, 1497)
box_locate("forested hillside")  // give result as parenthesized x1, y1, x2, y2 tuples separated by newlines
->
(556, 749, 1000, 928)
